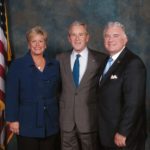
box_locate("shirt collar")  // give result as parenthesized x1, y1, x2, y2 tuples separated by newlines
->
(111, 46, 125, 61)
(25, 51, 54, 67)
(72, 47, 88, 59)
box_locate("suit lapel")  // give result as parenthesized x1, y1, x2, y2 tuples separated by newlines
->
(79, 50, 98, 88)
(99, 48, 127, 87)
(64, 52, 76, 87)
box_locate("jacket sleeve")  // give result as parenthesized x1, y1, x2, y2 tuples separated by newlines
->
(5, 60, 20, 122)
(117, 58, 146, 137)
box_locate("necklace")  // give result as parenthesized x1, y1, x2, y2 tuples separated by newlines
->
(34, 57, 45, 71)
(37, 66, 41, 70)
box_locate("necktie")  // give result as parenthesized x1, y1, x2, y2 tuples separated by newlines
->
(73, 54, 80, 87)
(103, 57, 113, 75)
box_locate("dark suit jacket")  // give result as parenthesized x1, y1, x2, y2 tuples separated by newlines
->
(57, 49, 107, 133)
(98, 47, 147, 147)
(6, 52, 60, 137)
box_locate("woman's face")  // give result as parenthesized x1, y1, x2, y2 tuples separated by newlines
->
(28, 33, 46, 56)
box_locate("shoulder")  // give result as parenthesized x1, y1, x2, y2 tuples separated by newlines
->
(89, 49, 107, 56)
(7, 55, 27, 78)
(9, 55, 26, 70)
(124, 48, 146, 69)
(119, 48, 146, 76)
(89, 49, 108, 61)
(8, 53, 33, 75)
(47, 58, 59, 67)
(56, 50, 71, 61)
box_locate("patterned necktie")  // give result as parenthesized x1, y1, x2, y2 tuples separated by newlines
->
(73, 54, 80, 87)
(103, 57, 113, 75)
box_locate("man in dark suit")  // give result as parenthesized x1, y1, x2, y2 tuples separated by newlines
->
(57, 21, 106, 150)
(98, 21, 147, 150)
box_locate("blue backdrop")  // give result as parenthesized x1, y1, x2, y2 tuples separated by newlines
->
(7, 0, 150, 149)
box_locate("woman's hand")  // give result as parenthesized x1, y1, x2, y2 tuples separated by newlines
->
(8, 121, 19, 135)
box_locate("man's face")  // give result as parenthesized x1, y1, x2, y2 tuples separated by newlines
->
(68, 25, 89, 52)
(104, 26, 128, 55)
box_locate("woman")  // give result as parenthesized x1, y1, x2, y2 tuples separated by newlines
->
(5, 26, 60, 150)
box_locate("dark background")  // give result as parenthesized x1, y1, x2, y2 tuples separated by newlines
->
(7, 0, 150, 149)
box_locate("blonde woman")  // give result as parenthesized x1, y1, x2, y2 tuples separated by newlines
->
(5, 26, 60, 150)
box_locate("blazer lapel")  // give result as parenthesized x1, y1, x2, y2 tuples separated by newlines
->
(64, 52, 76, 87)
(99, 48, 127, 87)
(79, 50, 98, 88)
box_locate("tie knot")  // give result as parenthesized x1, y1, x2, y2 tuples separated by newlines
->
(76, 54, 81, 59)
(108, 57, 113, 63)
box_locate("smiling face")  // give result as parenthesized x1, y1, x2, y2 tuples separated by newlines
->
(68, 24, 89, 53)
(104, 26, 128, 55)
(26, 26, 47, 56)
(28, 33, 46, 56)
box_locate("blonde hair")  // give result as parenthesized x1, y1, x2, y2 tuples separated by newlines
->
(26, 26, 48, 43)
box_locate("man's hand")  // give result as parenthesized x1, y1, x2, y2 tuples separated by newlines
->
(8, 121, 19, 135)
(114, 132, 126, 147)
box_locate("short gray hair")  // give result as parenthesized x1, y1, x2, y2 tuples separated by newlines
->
(68, 20, 89, 35)
(103, 21, 127, 37)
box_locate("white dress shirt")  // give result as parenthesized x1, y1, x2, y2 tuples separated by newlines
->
(111, 47, 125, 64)
(71, 47, 88, 84)
(99, 47, 125, 83)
